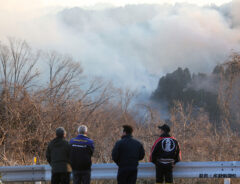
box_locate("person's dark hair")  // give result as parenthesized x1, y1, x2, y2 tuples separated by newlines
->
(122, 125, 133, 135)
(158, 124, 170, 133)
(56, 127, 66, 138)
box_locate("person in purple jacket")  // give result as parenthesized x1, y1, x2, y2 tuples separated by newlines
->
(69, 125, 94, 184)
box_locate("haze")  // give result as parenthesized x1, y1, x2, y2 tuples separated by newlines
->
(0, 0, 239, 92)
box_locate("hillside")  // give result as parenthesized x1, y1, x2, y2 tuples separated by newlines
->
(152, 54, 240, 130)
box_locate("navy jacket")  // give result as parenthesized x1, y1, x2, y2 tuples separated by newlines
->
(69, 135, 94, 171)
(112, 135, 145, 169)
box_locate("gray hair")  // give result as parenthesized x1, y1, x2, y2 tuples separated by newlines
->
(56, 127, 66, 138)
(78, 125, 88, 134)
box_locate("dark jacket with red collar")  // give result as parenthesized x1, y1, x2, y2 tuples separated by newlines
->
(150, 133, 181, 164)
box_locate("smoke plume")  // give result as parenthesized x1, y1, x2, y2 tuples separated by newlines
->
(0, 0, 240, 92)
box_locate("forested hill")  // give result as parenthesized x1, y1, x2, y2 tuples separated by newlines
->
(151, 56, 240, 127)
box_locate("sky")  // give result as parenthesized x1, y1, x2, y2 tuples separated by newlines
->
(0, 0, 233, 16)
(42, 0, 231, 7)
(0, 0, 240, 93)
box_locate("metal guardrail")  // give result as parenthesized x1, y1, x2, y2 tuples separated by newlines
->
(0, 161, 239, 182)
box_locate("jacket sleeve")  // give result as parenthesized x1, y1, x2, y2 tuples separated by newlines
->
(139, 143, 145, 161)
(67, 142, 71, 163)
(46, 144, 51, 164)
(89, 141, 95, 156)
(150, 141, 160, 164)
(174, 141, 181, 164)
(111, 141, 120, 165)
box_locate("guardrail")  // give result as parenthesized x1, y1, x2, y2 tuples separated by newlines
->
(0, 161, 239, 183)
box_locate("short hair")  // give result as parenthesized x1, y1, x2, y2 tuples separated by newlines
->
(78, 125, 88, 134)
(56, 127, 66, 138)
(123, 125, 133, 135)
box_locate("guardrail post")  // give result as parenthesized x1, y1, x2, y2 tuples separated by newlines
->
(224, 178, 231, 184)
(33, 157, 41, 184)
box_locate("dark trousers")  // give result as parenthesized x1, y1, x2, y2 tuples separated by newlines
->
(51, 172, 70, 184)
(72, 170, 91, 184)
(117, 168, 138, 184)
(156, 163, 173, 183)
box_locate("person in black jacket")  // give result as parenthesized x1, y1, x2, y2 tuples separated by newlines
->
(150, 124, 181, 184)
(46, 127, 71, 184)
(69, 125, 94, 184)
(112, 125, 145, 184)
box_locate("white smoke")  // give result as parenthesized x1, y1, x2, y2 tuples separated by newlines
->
(0, 1, 240, 92)
(232, 0, 240, 27)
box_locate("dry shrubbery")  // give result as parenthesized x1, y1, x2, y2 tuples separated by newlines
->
(0, 39, 240, 183)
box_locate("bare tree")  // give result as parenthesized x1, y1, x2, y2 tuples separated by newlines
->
(218, 53, 240, 128)
(44, 51, 83, 103)
(0, 38, 40, 96)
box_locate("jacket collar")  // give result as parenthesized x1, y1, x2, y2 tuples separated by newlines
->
(121, 134, 132, 139)
(160, 133, 171, 137)
(77, 134, 89, 139)
(55, 137, 64, 140)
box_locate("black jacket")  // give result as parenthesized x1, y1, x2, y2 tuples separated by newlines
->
(150, 133, 181, 164)
(46, 137, 71, 173)
(112, 135, 145, 169)
(69, 135, 94, 171)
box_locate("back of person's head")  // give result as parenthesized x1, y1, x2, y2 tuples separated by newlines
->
(158, 124, 170, 133)
(56, 127, 66, 138)
(78, 125, 88, 135)
(123, 125, 133, 135)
